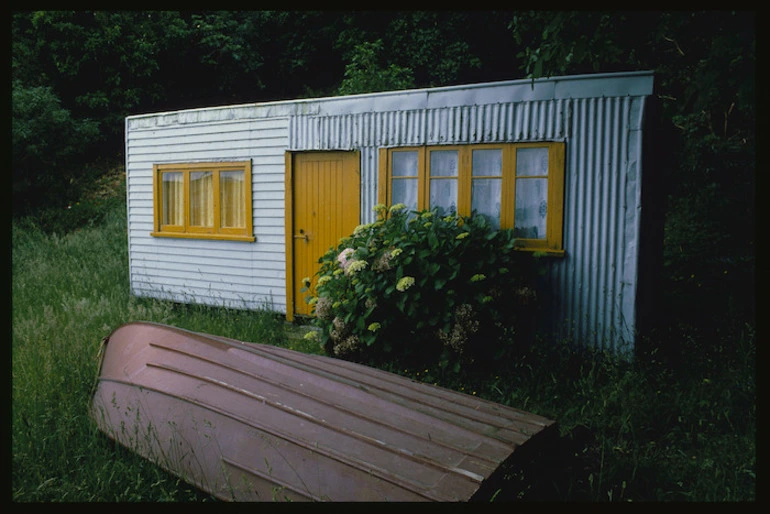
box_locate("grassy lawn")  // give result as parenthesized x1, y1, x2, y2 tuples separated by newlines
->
(11, 177, 755, 502)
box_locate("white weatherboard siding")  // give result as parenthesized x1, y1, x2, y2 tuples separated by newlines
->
(126, 115, 290, 312)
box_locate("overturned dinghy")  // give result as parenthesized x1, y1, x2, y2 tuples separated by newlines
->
(91, 322, 556, 501)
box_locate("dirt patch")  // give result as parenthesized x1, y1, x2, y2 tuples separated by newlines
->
(84, 165, 125, 202)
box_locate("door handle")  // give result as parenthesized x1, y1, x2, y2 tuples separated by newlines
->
(294, 229, 309, 242)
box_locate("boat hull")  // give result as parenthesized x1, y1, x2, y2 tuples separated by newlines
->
(91, 322, 556, 501)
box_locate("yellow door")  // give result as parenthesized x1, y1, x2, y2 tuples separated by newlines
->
(287, 151, 360, 319)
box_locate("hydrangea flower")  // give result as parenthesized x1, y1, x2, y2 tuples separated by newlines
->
(456, 232, 469, 240)
(337, 248, 355, 269)
(390, 248, 403, 258)
(345, 260, 368, 275)
(314, 296, 332, 319)
(396, 276, 415, 292)
(353, 223, 372, 235)
(389, 203, 407, 213)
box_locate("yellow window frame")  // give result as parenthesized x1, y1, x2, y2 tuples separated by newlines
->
(151, 161, 255, 242)
(378, 142, 565, 255)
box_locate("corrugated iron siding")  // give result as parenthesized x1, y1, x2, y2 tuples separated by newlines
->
(288, 95, 645, 352)
(551, 96, 646, 353)
(289, 99, 570, 223)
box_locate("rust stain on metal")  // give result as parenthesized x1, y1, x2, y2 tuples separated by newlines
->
(91, 322, 556, 501)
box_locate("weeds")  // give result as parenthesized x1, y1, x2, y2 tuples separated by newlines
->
(11, 198, 284, 502)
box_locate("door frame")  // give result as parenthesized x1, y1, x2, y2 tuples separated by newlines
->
(284, 150, 361, 321)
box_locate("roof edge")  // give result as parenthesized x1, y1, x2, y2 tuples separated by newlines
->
(126, 70, 655, 121)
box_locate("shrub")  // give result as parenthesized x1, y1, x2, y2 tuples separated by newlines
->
(12, 80, 101, 215)
(308, 204, 542, 371)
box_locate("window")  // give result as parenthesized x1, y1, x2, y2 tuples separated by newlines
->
(152, 161, 255, 241)
(378, 143, 565, 253)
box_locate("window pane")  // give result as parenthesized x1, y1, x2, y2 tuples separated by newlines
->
(471, 178, 502, 230)
(472, 149, 502, 177)
(190, 171, 214, 227)
(514, 178, 548, 239)
(429, 150, 458, 177)
(392, 178, 418, 212)
(220, 170, 245, 228)
(430, 178, 457, 215)
(392, 151, 418, 177)
(161, 172, 184, 226)
(516, 147, 549, 177)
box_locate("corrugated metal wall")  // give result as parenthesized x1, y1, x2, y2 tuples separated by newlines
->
(289, 99, 570, 223)
(550, 96, 646, 353)
(288, 95, 646, 353)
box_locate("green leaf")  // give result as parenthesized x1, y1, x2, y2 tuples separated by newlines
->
(428, 231, 439, 249)
(533, 59, 543, 78)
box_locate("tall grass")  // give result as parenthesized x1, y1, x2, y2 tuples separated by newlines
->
(12, 182, 755, 502)
(12, 197, 290, 501)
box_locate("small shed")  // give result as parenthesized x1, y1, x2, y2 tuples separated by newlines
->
(125, 71, 660, 354)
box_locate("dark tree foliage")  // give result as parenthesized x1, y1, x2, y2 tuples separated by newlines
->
(12, 81, 101, 214)
(334, 11, 519, 93)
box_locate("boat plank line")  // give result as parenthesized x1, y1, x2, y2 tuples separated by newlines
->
(220, 456, 320, 501)
(95, 377, 447, 501)
(229, 340, 548, 431)
(150, 324, 548, 431)
(149, 338, 524, 446)
(152, 330, 529, 428)
(149, 338, 539, 445)
(146, 341, 510, 463)
(147, 360, 487, 484)
(257, 342, 551, 427)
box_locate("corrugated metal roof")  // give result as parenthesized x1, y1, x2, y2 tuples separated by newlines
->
(126, 71, 653, 126)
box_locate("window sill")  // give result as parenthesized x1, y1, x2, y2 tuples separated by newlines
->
(514, 247, 565, 257)
(151, 232, 256, 242)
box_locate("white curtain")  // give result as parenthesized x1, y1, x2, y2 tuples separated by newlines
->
(162, 172, 184, 226)
(220, 171, 245, 228)
(190, 171, 214, 227)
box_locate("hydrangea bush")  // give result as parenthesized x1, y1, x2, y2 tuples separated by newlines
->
(304, 204, 542, 370)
